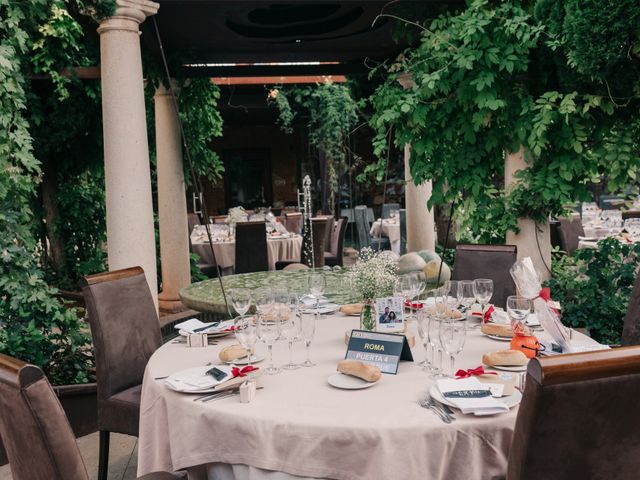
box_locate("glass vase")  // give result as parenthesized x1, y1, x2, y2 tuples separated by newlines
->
(360, 299, 376, 331)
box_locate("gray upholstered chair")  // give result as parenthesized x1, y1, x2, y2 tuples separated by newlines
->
(235, 221, 269, 273)
(451, 244, 517, 309)
(325, 217, 348, 267)
(284, 212, 303, 235)
(557, 214, 585, 255)
(507, 347, 640, 479)
(0, 353, 181, 480)
(354, 206, 389, 251)
(81, 267, 163, 480)
(381, 203, 400, 219)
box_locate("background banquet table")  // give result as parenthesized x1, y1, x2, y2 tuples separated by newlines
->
(180, 269, 357, 315)
(137, 315, 597, 480)
(191, 234, 302, 271)
(370, 219, 401, 255)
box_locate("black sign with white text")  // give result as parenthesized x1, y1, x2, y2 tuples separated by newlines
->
(345, 330, 413, 374)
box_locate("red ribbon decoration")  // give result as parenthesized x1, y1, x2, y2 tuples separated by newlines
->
(455, 366, 497, 379)
(231, 366, 258, 378)
(536, 287, 560, 316)
(483, 305, 495, 324)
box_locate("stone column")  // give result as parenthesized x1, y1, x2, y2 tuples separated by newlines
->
(98, 0, 160, 305)
(505, 147, 552, 280)
(155, 82, 191, 312)
(404, 144, 436, 252)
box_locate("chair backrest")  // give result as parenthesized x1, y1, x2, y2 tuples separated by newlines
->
(557, 214, 585, 255)
(0, 354, 89, 480)
(235, 221, 269, 273)
(451, 244, 517, 309)
(623, 210, 640, 220)
(302, 218, 328, 267)
(354, 206, 371, 249)
(316, 215, 335, 253)
(81, 267, 162, 403)
(507, 347, 640, 480)
(382, 203, 400, 219)
(284, 212, 303, 235)
(622, 273, 640, 346)
(399, 209, 407, 255)
(330, 217, 348, 260)
(187, 213, 201, 234)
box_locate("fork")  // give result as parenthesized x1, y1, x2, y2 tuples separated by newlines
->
(418, 396, 452, 424)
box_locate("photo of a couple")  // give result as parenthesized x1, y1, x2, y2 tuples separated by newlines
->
(378, 306, 399, 324)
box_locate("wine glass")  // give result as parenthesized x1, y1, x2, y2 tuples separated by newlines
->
(416, 309, 434, 371)
(439, 318, 467, 377)
(300, 312, 316, 367)
(506, 295, 532, 336)
(459, 280, 475, 315)
(254, 287, 273, 316)
(473, 279, 493, 316)
(257, 313, 281, 375)
(446, 280, 460, 312)
(230, 288, 251, 318)
(280, 305, 301, 370)
(427, 314, 446, 378)
(410, 272, 426, 320)
(233, 316, 258, 367)
(308, 272, 326, 309)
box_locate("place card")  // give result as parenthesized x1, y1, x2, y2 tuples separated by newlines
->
(345, 329, 413, 375)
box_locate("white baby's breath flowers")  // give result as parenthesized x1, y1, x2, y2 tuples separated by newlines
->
(347, 247, 398, 301)
(226, 206, 247, 225)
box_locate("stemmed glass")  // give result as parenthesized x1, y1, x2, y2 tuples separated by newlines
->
(233, 316, 258, 367)
(416, 309, 435, 371)
(280, 302, 301, 370)
(473, 279, 493, 317)
(300, 312, 316, 367)
(308, 272, 327, 311)
(459, 280, 476, 315)
(230, 288, 251, 318)
(439, 318, 467, 377)
(427, 314, 446, 378)
(506, 295, 532, 335)
(409, 272, 426, 321)
(446, 280, 460, 313)
(254, 287, 273, 316)
(257, 313, 281, 375)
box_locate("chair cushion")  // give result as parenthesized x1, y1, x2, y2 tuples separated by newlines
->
(100, 384, 142, 436)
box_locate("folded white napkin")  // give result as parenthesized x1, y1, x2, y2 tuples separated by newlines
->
(174, 318, 235, 334)
(165, 365, 233, 391)
(437, 378, 510, 416)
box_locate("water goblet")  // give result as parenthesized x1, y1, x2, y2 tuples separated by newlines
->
(416, 309, 435, 371)
(233, 315, 258, 367)
(473, 279, 493, 316)
(438, 318, 467, 377)
(300, 312, 316, 367)
(257, 313, 281, 375)
(281, 306, 301, 370)
(506, 295, 532, 335)
(254, 287, 273, 316)
(459, 280, 476, 315)
(308, 271, 327, 314)
(230, 288, 251, 318)
(426, 314, 447, 378)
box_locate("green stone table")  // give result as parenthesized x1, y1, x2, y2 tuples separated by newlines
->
(180, 268, 360, 316)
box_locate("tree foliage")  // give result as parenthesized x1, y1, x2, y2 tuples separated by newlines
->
(367, 0, 640, 242)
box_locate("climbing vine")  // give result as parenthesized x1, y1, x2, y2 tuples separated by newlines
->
(367, 0, 640, 242)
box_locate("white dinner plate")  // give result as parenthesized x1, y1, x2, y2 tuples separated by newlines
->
(224, 352, 266, 365)
(164, 366, 222, 393)
(486, 363, 528, 372)
(429, 384, 522, 409)
(327, 373, 377, 390)
(484, 334, 512, 342)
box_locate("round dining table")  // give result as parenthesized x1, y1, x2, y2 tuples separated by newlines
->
(136, 313, 599, 480)
(370, 219, 401, 255)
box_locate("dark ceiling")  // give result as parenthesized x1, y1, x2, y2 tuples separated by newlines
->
(141, 0, 459, 77)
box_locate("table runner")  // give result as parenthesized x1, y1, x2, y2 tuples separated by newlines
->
(138, 315, 596, 479)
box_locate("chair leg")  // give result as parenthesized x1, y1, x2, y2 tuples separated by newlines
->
(98, 430, 110, 480)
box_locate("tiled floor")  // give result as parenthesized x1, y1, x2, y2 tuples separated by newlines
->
(0, 432, 138, 480)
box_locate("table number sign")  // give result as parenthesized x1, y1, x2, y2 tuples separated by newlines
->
(345, 330, 413, 374)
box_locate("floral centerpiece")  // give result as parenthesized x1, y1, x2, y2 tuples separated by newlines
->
(347, 248, 399, 330)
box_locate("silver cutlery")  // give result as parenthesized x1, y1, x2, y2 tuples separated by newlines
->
(418, 396, 453, 423)
(431, 395, 456, 418)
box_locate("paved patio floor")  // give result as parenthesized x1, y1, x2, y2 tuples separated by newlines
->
(0, 432, 138, 480)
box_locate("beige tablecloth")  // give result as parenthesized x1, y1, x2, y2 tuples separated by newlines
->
(192, 235, 302, 271)
(370, 220, 401, 255)
(138, 314, 597, 480)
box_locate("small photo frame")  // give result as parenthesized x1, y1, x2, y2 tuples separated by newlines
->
(375, 297, 405, 333)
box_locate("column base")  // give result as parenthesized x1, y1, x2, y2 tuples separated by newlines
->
(158, 295, 186, 314)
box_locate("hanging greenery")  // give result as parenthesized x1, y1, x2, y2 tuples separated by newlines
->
(367, 0, 640, 243)
(270, 81, 359, 213)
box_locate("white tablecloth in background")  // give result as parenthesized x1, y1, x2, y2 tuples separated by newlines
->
(370, 219, 401, 255)
(138, 314, 597, 480)
(191, 235, 302, 271)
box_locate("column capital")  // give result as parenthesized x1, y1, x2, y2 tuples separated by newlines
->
(97, 0, 159, 34)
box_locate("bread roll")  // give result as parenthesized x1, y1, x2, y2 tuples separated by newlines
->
(482, 349, 528, 367)
(481, 322, 514, 338)
(337, 360, 381, 383)
(218, 344, 248, 363)
(340, 303, 363, 316)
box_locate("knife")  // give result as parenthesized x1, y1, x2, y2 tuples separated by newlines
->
(192, 322, 221, 333)
(443, 390, 492, 398)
